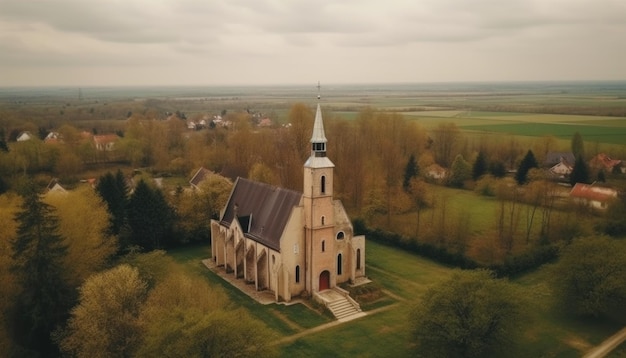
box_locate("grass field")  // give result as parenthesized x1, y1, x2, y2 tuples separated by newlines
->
(168, 239, 622, 357)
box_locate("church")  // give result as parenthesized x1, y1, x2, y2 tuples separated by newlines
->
(210, 100, 366, 303)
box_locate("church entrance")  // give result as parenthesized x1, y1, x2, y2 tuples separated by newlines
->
(319, 270, 330, 291)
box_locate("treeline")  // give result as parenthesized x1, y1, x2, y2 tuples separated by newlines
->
(355, 219, 559, 278)
(0, 172, 271, 356)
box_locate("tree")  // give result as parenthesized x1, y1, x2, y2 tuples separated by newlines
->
(44, 187, 118, 287)
(431, 122, 461, 167)
(127, 179, 174, 250)
(489, 160, 507, 178)
(408, 178, 431, 237)
(60, 264, 148, 357)
(173, 174, 232, 244)
(10, 183, 72, 356)
(569, 154, 590, 186)
(96, 170, 129, 237)
(0, 193, 21, 354)
(552, 236, 626, 319)
(447, 154, 471, 188)
(472, 150, 488, 180)
(403, 154, 419, 192)
(515, 150, 538, 185)
(571, 131, 585, 159)
(410, 270, 526, 358)
(137, 273, 277, 358)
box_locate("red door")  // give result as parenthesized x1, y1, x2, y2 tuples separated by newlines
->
(319, 270, 330, 291)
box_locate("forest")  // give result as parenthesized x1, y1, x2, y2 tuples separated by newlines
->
(1, 83, 626, 356)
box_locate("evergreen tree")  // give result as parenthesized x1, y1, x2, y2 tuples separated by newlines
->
(96, 170, 129, 236)
(515, 150, 538, 185)
(10, 182, 72, 356)
(570, 155, 590, 186)
(448, 154, 471, 188)
(571, 131, 585, 159)
(403, 154, 419, 192)
(127, 179, 174, 250)
(0, 128, 8, 152)
(472, 150, 488, 180)
(489, 160, 507, 178)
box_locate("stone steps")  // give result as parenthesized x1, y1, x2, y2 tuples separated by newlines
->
(326, 293, 362, 320)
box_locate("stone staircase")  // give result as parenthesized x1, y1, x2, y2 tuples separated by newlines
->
(316, 287, 366, 322)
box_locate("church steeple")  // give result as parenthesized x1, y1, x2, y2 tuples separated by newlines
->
(310, 103, 328, 157)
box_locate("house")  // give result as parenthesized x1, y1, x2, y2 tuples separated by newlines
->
(258, 117, 273, 127)
(544, 152, 575, 168)
(44, 131, 62, 144)
(569, 183, 617, 210)
(589, 153, 622, 172)
(93, 134, 120, 151)
(425, 164, 447, 180)
(189, 167, 214, 190)
(46, 178, 67, 195)
(549, 157, 573, 177)
(16, 131, 34, 142)
(210, 102, 366, 315)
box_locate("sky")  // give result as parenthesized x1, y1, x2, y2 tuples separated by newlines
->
(1, 0, 625, 87)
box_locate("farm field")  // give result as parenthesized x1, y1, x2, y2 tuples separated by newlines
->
(168, 240, 622, 357)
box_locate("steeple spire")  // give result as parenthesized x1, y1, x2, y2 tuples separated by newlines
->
(310, 82, 327, 157)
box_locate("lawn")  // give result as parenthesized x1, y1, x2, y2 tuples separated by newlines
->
(168, 239, 622, 357)
(461, 122, 626, 145)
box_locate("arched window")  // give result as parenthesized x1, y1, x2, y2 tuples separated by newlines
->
(356, 249, 361, 270)
(295, 265, 300, 283)
(337, 253, 343, 275)
(322, 240, 325, 252)
(336, 231, 344, 240)
(321, 175, 326, 194)
(321, 216, 325, 226)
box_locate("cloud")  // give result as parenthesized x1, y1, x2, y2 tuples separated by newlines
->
(0, 0, 625, 85)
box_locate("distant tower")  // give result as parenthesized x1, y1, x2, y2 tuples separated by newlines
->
(303, 83, 337, 293)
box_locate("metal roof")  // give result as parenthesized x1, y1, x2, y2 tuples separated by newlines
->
(220, 178, 302, 251)
(310, 103, 327, 144)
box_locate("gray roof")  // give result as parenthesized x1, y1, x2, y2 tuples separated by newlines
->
(545, 152, 575, 166)
(189, 167, 213, 187)
(310, 103, 327, 144)
(220, 178, 302, 251)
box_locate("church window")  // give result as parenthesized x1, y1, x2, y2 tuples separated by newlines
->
(322, 240, 325, 252)
(336, 231, 344, 240)
(272, 255, 275, 264)
(337, 253, 343, 275)
(321, 216, 325, 226)
(321, 175, 326, 194)
(356, 249, 361, 270)
(295, 265, 300, 283)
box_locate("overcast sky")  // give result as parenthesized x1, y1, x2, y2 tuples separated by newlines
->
(1, 0, 625, 87)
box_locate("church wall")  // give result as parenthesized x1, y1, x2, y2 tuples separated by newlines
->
(280, 206, 306, 299)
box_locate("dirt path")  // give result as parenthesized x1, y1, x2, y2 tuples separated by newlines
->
(273, 302, 401, 346)
(583, 326, 626, 358)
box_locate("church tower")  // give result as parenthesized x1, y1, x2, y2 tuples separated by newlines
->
(303, 91, 336, 293)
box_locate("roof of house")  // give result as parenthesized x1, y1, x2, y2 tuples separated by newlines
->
(590, 153, 622, 170)
(570, 183, 617, 203)
(220, 178, 302, 251)
(545, 152, 575, 166)
(93, 134, 119, 145)
(189, 167, 214, 187)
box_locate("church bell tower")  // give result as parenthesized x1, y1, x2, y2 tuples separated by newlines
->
(303, 86, 336, 293)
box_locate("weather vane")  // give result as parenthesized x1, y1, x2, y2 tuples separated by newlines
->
(317, 81, 321, 100)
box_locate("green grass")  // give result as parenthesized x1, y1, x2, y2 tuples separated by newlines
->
(166, 231, 621, 357)
(461, 122, 626, 144)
